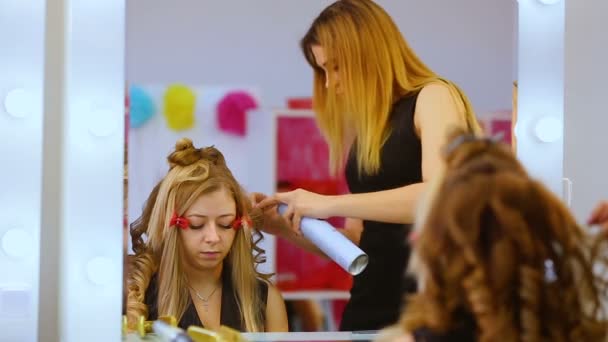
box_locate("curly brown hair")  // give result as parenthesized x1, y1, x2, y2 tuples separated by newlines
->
(400, 129, 608, 342)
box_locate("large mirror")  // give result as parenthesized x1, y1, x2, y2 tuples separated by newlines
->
(3, 0, 545, 341)
(123, 0, 517, 334)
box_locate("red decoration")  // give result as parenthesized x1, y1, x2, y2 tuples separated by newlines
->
(169, 212, 190, 229)
(286, 97, 313, 110)
(231, 216, 252, 230)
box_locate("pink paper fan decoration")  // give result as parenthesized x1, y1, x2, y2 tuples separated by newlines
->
(216, 91, 259, 136)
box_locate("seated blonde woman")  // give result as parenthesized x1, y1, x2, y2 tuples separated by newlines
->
(380, 129, 608, 341)
(126, 138, 288, 332)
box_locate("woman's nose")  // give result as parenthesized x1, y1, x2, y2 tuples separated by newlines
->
(202, 223, 221, 243)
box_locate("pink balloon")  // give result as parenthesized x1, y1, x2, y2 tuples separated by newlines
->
(216, 91, 258, 136)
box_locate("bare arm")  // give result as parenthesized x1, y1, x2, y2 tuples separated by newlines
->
(325, 184, 426, 224)
(252, 191, 364, 257)
(264, 283, 289, 332)
(273, 83, 468, 225)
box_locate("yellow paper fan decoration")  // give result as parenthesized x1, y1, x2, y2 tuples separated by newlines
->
(163, 84, 196, 131)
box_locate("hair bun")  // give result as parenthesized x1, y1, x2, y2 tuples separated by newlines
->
(174, 138, 195, 152)
(168, 138, 202, 168)
(167, 139, 227, 169)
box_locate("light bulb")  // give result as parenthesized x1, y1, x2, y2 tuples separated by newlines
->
(534, 116, 562, 143)
(3, 88, 34, 118)
(538, 0, 560, 5)
(1, 228, 32, 259)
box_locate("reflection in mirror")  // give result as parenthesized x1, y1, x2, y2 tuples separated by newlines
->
(124, 0, 516, 335)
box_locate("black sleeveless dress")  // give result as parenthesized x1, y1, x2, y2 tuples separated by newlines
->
(412, 307, 477, 341)
(144, 266, 269, 331)
(340, 92, 422, 331)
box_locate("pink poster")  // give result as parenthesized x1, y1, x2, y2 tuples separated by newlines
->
(481, 110, 512, 145)
(275, 115, 351, 292)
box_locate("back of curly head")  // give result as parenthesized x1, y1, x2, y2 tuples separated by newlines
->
(126, 138, 267, 331)
(400, 128, 608, 342)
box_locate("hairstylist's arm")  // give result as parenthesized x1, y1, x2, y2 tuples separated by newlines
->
(588, 200, 608, 232)
(252, 193, 362, 252)
(258, 83, 466, 230)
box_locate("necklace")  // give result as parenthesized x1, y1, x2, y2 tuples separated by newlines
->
(193, 284, 220, 312)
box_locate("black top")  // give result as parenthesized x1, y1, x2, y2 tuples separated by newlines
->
(144, 266, 269, 331)
(341, 92, 422, 332)
(413, 326, 477, 342)
(413, 310, 477, 341)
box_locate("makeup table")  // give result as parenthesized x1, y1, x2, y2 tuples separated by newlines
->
(124, 330, 379, 342)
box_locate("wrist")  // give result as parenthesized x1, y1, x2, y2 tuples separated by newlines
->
(325, 194, 343, 218)
(280, 227, 298, 241)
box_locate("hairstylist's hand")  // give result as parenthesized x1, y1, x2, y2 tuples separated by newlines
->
(250, 192, 292, 237)
(256, 189, 334, 235)
(588, 200, 608, 233)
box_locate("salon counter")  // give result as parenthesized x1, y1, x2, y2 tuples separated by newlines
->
(124, 331, 379, 342)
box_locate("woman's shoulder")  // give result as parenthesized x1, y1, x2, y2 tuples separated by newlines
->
(416, 82, 460, 109)
(396, 81, 452, 105)
(413, 81, 468, 134)
(258, 279, 289, 332)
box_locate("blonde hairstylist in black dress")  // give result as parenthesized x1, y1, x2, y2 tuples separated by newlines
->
(253, 0, 481, 332)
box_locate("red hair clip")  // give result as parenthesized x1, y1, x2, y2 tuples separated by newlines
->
(170, 212, 190, 229)
(231, 216, 252, 230)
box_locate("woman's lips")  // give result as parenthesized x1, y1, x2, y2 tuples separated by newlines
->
(199, 251, 220, 259)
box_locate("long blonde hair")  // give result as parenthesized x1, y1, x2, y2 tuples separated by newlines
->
(126, 138, 268, 331)
(301, 0, 481, 175)
(401, 129, 608, 341)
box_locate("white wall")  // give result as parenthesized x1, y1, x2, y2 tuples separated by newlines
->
(563, 0, 608, 222)
(126, 0, 516, 114)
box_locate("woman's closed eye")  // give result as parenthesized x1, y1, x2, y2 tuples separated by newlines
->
(218, 222, 233, 230)
(188, 222, 232, 230)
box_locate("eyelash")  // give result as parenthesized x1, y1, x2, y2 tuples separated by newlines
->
(189, 224, 232, 230)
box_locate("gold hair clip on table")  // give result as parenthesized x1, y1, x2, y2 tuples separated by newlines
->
(122, 315, 246, 342)
(122, 316, 380, 342)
